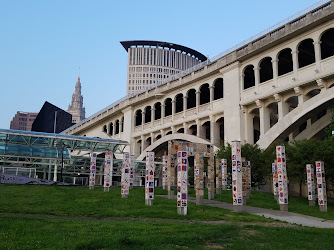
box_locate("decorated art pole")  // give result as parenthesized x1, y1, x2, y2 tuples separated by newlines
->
(162, 155, 168, 190)
(167, 141, 177, 199)
(207, 145, 215, 200)
(215, 157, 222, 194)
(121, 153, 130, 198)
(104, 151, 113, 192)
(272, 161, 278, 201)
(145, 152, 155, 206)
(231, 141, 243, 212)
(194, 153, 204, 205)
(276, 146, 288, 211)
(306, 164, 316, 206)
(89, 153, 97, 190)
(316, 161, 327, 212)
(177, 151, 188, 215)
(129, 155, 135, 189)
(242, 162, 247, 204)
(221, 159, 227, 190)
(246, 161, 251, 198)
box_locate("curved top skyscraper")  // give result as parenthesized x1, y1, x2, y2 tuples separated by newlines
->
(121, 40, 207, 94)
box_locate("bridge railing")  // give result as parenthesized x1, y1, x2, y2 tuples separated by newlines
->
(63, 0, 329, 134)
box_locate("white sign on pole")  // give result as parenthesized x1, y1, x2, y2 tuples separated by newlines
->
(316, 161, 327, 208)
(306, 164, 315, 201)
(222, 159, 227, 189)
(121, 153, 130, 197)
(129, 155, 135, 188)
(145, 152, 155, 205)
(276, 146, 288, 205)
(89, 153, 97, 189)
(272, 163, 278, 196)
(177, 151, 188, 215)
(162, 155, 168, 189)
(231, 141, 242, 206)
(104, 151, 113, 190)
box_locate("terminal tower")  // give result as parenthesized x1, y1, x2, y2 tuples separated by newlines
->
(68, 76, 85, 124)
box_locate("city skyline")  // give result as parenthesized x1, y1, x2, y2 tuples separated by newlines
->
(0, 0, 321, 129)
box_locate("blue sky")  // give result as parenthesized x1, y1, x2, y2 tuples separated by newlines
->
(0, 0, 322, 129)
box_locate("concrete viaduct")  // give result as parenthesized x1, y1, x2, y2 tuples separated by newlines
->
(63, 1, 334, 160)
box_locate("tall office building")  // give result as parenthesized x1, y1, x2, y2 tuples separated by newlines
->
(68, 76, 85, 124)
(10, 112, 38, 131)
(121, 40, 207, 94)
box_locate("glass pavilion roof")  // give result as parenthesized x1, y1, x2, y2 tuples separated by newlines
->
(0, 129, 129, 159)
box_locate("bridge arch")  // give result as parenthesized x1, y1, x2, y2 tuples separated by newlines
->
(115, 119, 120, 134)
(297, 38, 315, 68)
(144, 106, 152, 123)
(213, 78, 224, 100)
(259, 57, 273, 83)
(243, 65, 255, 89)
(257, 87, 334, 149)
(320, 28, 334, 60)
(200, 83, 210, 105)
(164, 98, 172, 117)
(277, 48, 293, 76)
(154, 102, 161, 120)
(135, 109, 142, 126)
(175, 93, 184, 113)
(187, 88, 196, 109)
(137, 133, 217, 160)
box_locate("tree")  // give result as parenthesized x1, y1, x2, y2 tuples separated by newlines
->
(285, 139, 323, 196)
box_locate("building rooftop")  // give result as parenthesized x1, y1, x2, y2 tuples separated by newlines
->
(120, 40, 207, 61)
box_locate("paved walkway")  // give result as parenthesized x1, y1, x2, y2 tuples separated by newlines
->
(160, 195, 334, 228)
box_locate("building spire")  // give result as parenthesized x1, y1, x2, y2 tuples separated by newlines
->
(67, 76, 85, 124)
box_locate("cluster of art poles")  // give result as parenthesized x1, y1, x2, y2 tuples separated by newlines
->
(272, 146, 328, 212)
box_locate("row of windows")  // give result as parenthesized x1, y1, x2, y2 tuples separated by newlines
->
(129, 73, 172, 79)
(128, 47, 201, 70)
(134, 79, 224, 126)
(243, 28, 334, 89)
(129, 67, 181, 74)
(102, 117, 124, 135)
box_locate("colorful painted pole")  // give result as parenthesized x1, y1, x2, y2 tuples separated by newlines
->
(167, 141, 177, 199)
(194, 153, 204, 205)
(104, 151, 113, 192)
(231, 141, 243, 211)
(222, 159, 227, 190)
(242, 163, 248, 204)
(246, 161, 251, 198)
(272, 162, 278, 201)
(121, 153, 130, 198)
(306, 164, 316, 206)
(207, 145, 215, 200)
(162, 155, 168, 190)
(316, 161, 327, 212)
(89, 153, 97, 190)
(276, 146, 288, 211)
(215, 157, 222, 194)
(145, 152, 155, 206)
(177, 151, 188, 215)
(129, 155, 135, 189)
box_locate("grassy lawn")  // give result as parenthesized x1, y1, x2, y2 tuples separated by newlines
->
(1, 184, 334, 249)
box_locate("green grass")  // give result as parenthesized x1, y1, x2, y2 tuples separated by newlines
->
(0, 185, 268, 222)
(1, 213, 334, 249)
(1, 184, 334, 249)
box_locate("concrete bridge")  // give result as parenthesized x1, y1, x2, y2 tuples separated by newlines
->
(63, 1, 334, 159)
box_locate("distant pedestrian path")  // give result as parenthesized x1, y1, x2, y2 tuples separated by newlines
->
(191, 197, 334, 229)
(159, 195, 334, 229)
